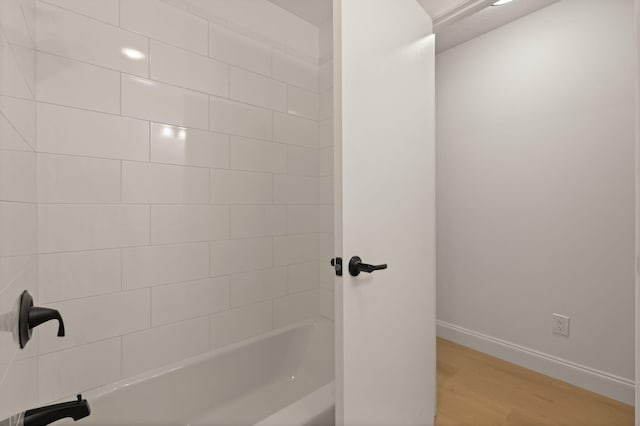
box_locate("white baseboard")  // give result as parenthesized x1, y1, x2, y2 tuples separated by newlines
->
(436, 320, 635, 405)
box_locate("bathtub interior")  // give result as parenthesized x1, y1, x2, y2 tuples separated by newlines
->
(67, 320, 333, 426)
(255, 382, 335, 426)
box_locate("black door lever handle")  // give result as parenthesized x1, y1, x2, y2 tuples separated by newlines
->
(348, 256, 387, 277)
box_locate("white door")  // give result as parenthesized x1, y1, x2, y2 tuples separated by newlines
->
(333, 0, 436, 425)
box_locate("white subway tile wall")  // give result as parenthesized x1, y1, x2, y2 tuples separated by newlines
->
(0, 0, 334, 413)
(317, 24, 334, 319)
(0, 0, 38, 418)
(38, 337, 122, 404)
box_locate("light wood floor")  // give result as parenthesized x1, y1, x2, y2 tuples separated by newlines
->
(435, 338, 634, 426)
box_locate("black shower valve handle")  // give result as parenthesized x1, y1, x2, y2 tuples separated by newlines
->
(19, 290, 66, 349)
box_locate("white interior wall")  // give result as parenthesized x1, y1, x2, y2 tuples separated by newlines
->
(0, 0, 332, 416)
(437, 0, 636, 403)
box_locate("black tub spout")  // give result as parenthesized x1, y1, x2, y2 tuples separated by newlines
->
(23, 395, 90, 426)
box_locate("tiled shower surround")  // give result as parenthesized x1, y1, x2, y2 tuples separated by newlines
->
(0, 0, 334, 416)
(0, 0, 39, 418)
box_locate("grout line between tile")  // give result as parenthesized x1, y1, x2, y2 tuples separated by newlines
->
(120, 335, 124, 379)
(120, 248, 124, 292)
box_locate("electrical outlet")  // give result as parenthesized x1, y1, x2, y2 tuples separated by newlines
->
(552, 314, 570, 337)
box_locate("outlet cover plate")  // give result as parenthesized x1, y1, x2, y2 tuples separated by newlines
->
(552, 313, 570, 337)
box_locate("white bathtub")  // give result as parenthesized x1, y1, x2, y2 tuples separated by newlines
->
(65, 319, 334, 426)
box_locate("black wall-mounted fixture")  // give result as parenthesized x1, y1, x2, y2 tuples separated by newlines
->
(23, 394, 90, 426)
(19, 290, 65, 349)
(330, 257, 343, 276)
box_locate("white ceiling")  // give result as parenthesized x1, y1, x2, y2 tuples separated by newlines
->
(419, 0, 474, 20)
(436, 0, 560, 52)
(267, 0, 332, 26)
(266, 0, 466, 26)
(265, 0, 561, 53)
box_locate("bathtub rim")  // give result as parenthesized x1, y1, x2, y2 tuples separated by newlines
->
(57, 316, 333, 404)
